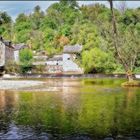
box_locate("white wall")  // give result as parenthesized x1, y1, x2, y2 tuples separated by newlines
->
(63, 53, 82, 72)
(0, 41, 5, 66)
(46, 60, 63, 66)
(14, 50, 19, 63)
(45, 54, 83, 73)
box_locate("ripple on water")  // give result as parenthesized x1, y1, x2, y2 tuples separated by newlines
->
(0, 123, 50, 140)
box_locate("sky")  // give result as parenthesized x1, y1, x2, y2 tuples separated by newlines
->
(0, 1, 140, 20)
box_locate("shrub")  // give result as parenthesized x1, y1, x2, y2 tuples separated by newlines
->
(19, 48, 33, 73)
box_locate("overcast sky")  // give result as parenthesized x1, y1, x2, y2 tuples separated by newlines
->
(0, 1, 140, 20)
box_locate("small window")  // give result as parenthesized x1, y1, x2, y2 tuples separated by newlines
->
(67, 58, 70, 60)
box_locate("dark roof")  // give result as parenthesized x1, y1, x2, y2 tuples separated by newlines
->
(0, 36, 28, 50)
(3, 40, 12, 46)
(48, 55, 63, 61)
(14, 43, 27, 50)
(0, 36, 14, 49)
(63, 44, 83, 53)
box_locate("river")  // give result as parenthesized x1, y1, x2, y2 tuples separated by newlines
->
(0, 78, 140, 140)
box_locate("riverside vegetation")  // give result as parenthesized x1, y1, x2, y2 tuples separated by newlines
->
(0, 0, 140, 84)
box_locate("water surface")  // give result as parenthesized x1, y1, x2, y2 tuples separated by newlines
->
(0, 78, 140, 140)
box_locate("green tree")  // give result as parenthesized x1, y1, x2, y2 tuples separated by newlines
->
(0, 12, 12, 39)
(19, 48, 33, 73)
(82, 47, 116, 73)
(14, 13, 32, 43)
(108, 0, 140, 82)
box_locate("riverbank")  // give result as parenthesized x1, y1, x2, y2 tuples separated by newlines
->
(1, 73, 127, 79)
(0, 80, 44, 90)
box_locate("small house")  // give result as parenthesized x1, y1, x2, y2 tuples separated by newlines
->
(44, 44, 83, 74)
(0, 37, 28, 67)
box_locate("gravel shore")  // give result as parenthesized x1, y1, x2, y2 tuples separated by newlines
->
(0, 80, 44, 90)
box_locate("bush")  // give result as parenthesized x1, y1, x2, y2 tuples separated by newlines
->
(82, 47, 116, 73)
(19, 48, 33, 73)
(32, 65, 46, 74)
(5, 61, 20, 74)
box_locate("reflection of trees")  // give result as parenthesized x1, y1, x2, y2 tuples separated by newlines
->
(8, 82, 140, 138)
(111, 88, 140, 137)
(61, 78, 82, 134)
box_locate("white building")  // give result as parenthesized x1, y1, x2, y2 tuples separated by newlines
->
(45, 44, 83, 74)
(45, 55, 63, 73)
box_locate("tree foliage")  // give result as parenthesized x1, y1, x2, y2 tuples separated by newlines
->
(19, 48, 33, 73)
(1, 0, 140, 74)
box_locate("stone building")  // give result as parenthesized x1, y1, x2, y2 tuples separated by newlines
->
(0, 37, 28, 67)
(0, 37, 14, 67)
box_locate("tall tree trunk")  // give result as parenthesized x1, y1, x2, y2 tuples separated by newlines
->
(126, 70, 134, 82)
(108, 0, 134, 81)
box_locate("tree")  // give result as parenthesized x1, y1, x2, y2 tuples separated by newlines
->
(14, 13, 32, 43)
(19, 48, 33, 73)
(108, 0, 140, 82)
(82, 47, 116, 73)
(31, 5, 44, 30)
(0, 12, 12, 39)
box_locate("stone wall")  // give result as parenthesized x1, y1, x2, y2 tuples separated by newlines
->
(5, 46, 14, 64)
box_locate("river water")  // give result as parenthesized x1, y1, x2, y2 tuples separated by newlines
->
(0, 78, 140, 140)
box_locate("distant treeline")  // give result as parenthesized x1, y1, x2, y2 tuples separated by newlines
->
(0, 0, 140, 73)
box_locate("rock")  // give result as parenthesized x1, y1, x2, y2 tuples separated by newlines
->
(104, 137, 114, 140)
(124, 136, 139, 140)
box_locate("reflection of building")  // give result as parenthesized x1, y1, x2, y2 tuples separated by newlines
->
(61, 79, 81, 109)
(0, 90, 19, 111)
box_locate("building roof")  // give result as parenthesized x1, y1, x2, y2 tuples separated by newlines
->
(4, 41, 14, 49)
(63, 44, 83, 53)
(48, 55, 63, 61)
(13, 43, 27, 50)
(0, 36, 14, 49)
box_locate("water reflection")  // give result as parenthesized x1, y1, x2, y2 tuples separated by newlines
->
(0, 78, 140, 140)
